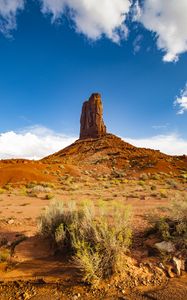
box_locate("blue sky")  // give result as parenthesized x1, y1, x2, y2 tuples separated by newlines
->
(0, 0, 187, 159)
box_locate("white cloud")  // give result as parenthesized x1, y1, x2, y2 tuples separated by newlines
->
(135, 0, 187, 62)
(0, 0, 24, 35)
(40, 0, 132, 42)
(1, 0, 187, 64)
(0, 126, 186, 159)
(174, 83, 187, 115)
(125, 134, 187, 155)
(0, 125, 76, 160)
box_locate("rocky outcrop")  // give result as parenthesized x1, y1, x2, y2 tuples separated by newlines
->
(80, 93, 107, 139)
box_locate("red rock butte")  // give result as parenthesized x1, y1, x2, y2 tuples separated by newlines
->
(80, 93, 107, 139)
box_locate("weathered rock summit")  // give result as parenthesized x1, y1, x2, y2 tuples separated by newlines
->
(80, 93, 107, 139)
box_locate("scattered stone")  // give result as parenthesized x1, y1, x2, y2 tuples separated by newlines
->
(7, 219, 14, 225)
(80, 93, 107, 139)
(72, 293, 81, 300)
(154, 241, 175, 253)
(158, 262, 165, 270)
(84, 170, 89, 175)
(172, 257, 185, 276)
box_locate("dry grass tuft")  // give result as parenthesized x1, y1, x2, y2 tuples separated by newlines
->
(38, 200, 132, 284)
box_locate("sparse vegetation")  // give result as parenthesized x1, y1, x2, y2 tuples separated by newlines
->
(150, 185, 157, 191)
(139, 173, 149, 181)
(138, 180, 145, 186)
(149, 195, 187, 256)
(0, 188, 5, 194)
(19, 187, 28, 196)
(44, 193, 54, 200)
(151, 174, 160, 180)
(159, 189, 167, 198)
(3, 184, 12, 191)
(38, 200, 132, 284)
(26, 181, 37, 189)
(0, 249, 11, 262)
(166, 179, 179, 189)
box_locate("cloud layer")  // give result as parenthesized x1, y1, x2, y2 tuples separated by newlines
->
(0, 126, 76, 160)
(174, 83, 187, 114)
(0, 126, 186, 160)
(136, 0, 187, 62)
(0, 0, 24, 35)
(40, 0, 131, 42)
(125, 134, 187, 156)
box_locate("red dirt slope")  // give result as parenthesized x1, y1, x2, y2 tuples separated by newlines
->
(0, 134, 186, 186)
(0, 160, 54, 186)
(43, 133, 187, 175)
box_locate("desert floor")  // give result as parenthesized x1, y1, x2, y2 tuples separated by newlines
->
(0, 176, 187, 299)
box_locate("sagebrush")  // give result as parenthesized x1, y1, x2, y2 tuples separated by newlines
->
(38, 200, 132, 284)
(150, 194, 187, 256)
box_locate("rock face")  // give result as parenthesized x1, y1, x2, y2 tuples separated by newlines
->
(154, 241, 175, 253)
(80, 93, 107, 139)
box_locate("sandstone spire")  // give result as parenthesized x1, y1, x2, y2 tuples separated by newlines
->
(80, 93, 107, 139)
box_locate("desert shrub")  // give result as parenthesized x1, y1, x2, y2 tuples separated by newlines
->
(45, 193, 54, 200)
(150, 185, 157, 191)
(138, 180, 145, 186)
(41, 182, 55, 188)
(25, 185, 53, 197)
(151, 174, 160, 180)
(159, 189, 167, 198)
(0, 249, 10, 262)
(26, 181, 37, 189)
(154, 218, 171, 241)
(0, 188, 5, 194)
(38, 200, 132, 284)
(166, 179, 178, 189)
(150, 196, 187, 255)
(19, 187, 29, 196)
(3, 184, 12, 191)
(139, 173, 149, 181)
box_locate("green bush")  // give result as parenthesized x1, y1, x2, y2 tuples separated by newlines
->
(38, 200, 132, 284)
(155, 218, 171, 241)
(151, 195, 187, 255)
